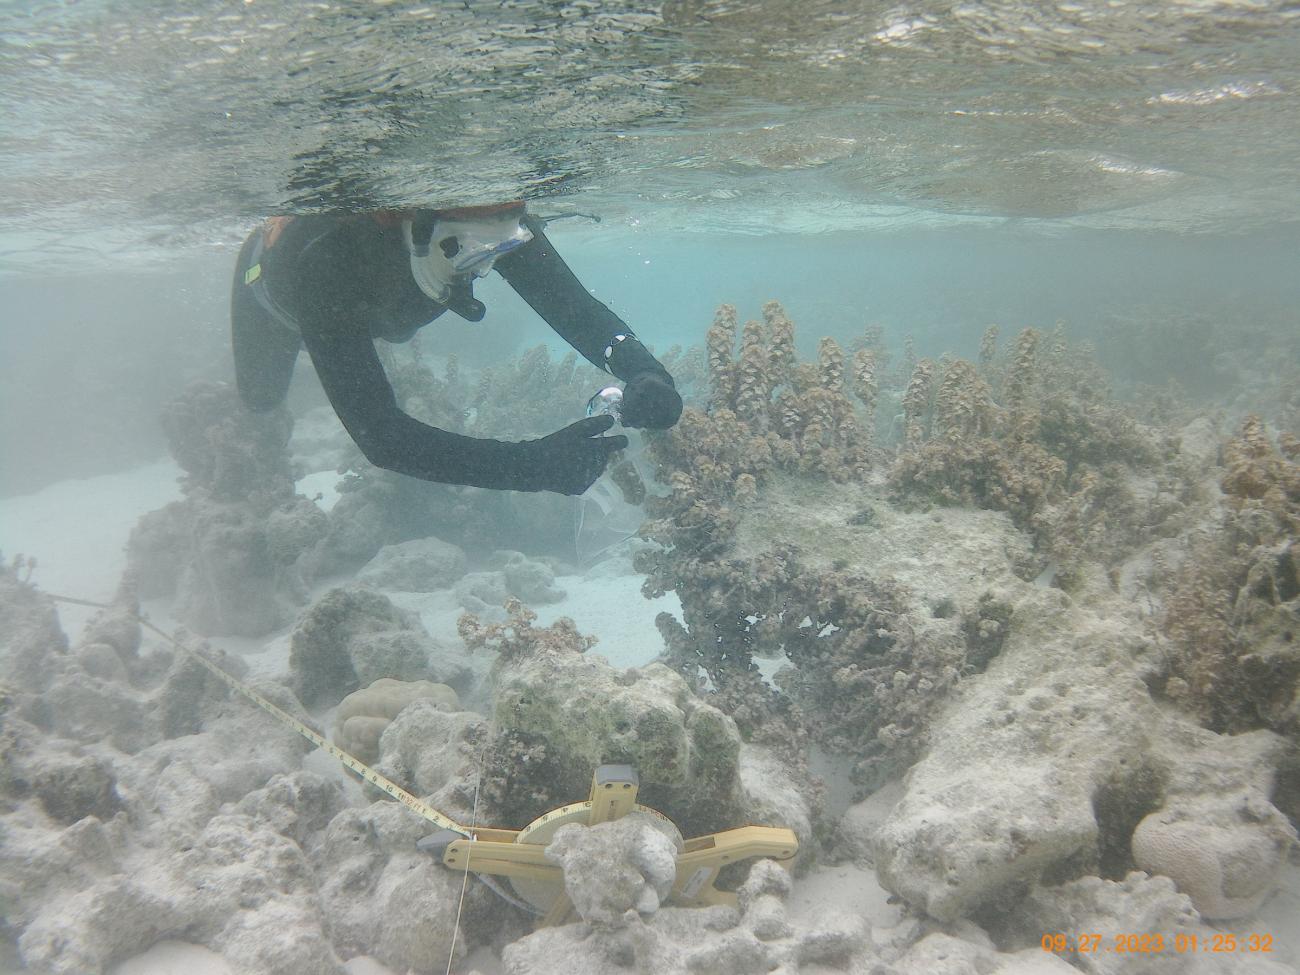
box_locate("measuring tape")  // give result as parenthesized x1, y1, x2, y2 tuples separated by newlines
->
(48, 593, 470, 837)
(47, 592, 799, 927)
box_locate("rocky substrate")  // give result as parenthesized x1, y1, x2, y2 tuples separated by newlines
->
(3, 463, 1298, 974)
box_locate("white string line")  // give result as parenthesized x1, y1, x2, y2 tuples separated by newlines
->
(445, 734, 486, 975)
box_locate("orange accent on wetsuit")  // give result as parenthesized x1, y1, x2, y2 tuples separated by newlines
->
(261, 216, 294, 249)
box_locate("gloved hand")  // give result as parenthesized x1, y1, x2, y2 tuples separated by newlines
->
(520, 415, 629, 495)
(620, 372, 682, 430)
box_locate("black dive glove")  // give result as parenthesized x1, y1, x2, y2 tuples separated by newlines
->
(620, 372, 682, 430)
(517, 415, 629, 495)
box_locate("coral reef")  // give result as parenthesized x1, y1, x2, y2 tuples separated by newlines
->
(888, 327, 1183, 582)
(332, 677, 460, 764)
(0, 564, 358, 974)
(288, 585, 473, 708)
(870, 580, 1295, 926)
(501, 858, 866, 975)
(459, 599, 750, 834)
(649, 541, 958, 791)
(1161, 416, 1300, 738)
(127, 382, 326, 637)
(700, 301, 871, 484)
(0, 563, 530, 975)
(355, 535, 468, 592)
(14, 295, 1300, 974)
(636, 306, 1045, 793)
(612, 302, 1297, 968)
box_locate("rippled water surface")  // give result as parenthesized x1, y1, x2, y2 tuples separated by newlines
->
(2, 0, 1299, 270)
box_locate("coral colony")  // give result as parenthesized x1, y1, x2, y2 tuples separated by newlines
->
(2, 301, 1297, 974)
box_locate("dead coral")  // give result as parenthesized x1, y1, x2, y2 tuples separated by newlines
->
(461, 600, 744, 834)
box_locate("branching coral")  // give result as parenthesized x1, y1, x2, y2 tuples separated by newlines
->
(900, 358, 936, 447)
(706, 304, 739, 411)
(457, 597, 597, 664)
(635, 302, 984, 791)
(889, 327, 1179, 581)
(978, 324, 1000, 372)
(643, 540, 959, 791)
(765, 300, 796, 387)
(695, 301, 871, 485)
(850, 347, 879, 446)
(734, 319, 773, 431)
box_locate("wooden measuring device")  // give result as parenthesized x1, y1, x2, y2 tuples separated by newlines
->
(419, 764, 799, 926)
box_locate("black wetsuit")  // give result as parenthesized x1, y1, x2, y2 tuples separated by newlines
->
(231, 212, 677, 494)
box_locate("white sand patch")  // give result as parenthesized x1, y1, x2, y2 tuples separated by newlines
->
(296, 469, 342, 512)
(385, 565, 680, 675)
(785, 861, 902, 931)
(531, 571, 679, 671)
(0, 460, 182, 636)
(108, 942, 232, 975)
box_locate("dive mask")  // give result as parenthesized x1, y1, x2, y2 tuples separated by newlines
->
(404, 205, 533, 305)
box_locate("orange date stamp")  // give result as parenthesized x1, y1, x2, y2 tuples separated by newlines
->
(1042, 933, 1274, 955)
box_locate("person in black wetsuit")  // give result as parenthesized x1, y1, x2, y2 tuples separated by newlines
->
(230, 202, 682, 495)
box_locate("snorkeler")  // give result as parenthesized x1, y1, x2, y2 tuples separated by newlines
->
(230, 203, 682, 495)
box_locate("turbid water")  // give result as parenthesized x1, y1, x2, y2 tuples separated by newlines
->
(2, 3, 1299, 975)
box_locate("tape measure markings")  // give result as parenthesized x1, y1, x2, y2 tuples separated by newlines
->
(48, 594, 468, 836)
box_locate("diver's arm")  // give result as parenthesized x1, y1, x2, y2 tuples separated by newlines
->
(494, 218, 672, 384)
(283, 220, 537, 489)
(298, 323, 538, 489)
(298, 320, 624, 493)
